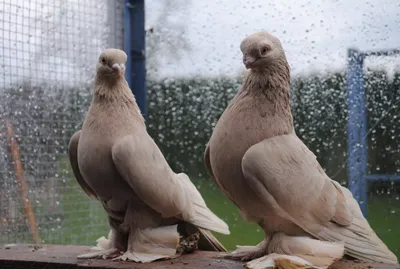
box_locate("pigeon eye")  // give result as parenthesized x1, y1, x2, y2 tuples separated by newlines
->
(260, 46, 270, 55)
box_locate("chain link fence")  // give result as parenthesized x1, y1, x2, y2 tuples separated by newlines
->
(0, 0, 124, 245)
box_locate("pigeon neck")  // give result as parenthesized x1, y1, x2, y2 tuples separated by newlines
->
(93, 78, 133, 102)
(243, 60, 291, 100)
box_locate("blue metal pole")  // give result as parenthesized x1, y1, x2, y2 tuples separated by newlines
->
(124, 0, 147, 118)
(124, 0, 133, 87)
(346, 48, 368, 216)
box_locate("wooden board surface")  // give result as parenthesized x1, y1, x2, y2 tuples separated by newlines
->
(0, 244, 399, 269)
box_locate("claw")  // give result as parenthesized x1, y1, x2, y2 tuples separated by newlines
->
(112, 251, 139, 262)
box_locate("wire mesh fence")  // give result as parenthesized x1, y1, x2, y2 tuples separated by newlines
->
(0, 0, 124, 245)
(0, 0, 399, 259)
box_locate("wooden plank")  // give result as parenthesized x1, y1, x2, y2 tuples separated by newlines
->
(0, 244, 399, 269)
(0, 244, 241, 269)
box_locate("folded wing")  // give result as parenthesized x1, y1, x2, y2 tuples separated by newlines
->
(111, 131, 230, 235)
(241, 133, 397, 264)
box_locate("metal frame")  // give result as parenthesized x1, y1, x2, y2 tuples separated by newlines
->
(124, 0, 147, 118)
(346, 48, 400, 217)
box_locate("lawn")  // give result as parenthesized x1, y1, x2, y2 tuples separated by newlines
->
(43, 173, 400, 259)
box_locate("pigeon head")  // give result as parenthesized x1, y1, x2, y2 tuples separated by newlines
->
(96, 48, 127, 80)
(240, 31, 287, 71)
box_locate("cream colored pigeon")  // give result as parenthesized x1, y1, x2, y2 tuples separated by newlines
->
(205, 32, 398, 269)
(68, 48, 230, 262)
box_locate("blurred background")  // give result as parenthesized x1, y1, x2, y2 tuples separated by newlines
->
(0, 0, 399, 259)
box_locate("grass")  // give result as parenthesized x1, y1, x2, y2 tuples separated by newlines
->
(366, 195, 400, 257)
(43, 175, 399, 260)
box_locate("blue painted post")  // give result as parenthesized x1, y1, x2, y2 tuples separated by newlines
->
(346, 48, 368, 216)
(124, 0, 147, 118)
(124, 0, 133, 87)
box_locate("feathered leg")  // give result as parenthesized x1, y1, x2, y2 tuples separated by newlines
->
(244, 233, 344, 269)
(221, 237, 270, 261)
(110, 202, 181, 263)
(245, 253, 318, 269)
(77, 228, 126, 259)
(112, 225, 180, 262)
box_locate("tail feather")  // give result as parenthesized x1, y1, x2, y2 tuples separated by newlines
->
(314, 180, 398, 264)
(327, 217, 398, 264)
(198, 228, 228, 252)
(190, 200, 230, 235)
(318, 182, 399, 264)
(176, 173, 230, 235)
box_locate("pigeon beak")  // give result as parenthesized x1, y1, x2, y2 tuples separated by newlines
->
(111, 63, 125, 73)
(111, 63, 121, 72)
(243, 55, 256, 69)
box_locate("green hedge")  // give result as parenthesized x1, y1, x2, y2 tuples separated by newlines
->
(146, 71, 400, 194)
(2, 70, 399, 193)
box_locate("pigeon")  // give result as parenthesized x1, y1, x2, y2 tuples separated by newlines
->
(204, 32, 398, 269)
(68, 48, 230, 263)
